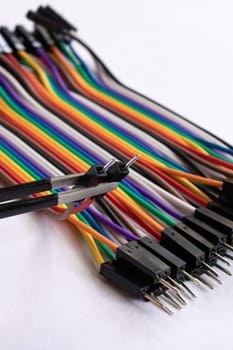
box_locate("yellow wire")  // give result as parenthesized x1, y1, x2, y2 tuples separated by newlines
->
(17, 50, 221, 191)
(1, 151, 107, 263)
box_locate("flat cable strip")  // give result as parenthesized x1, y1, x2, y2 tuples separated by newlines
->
(69, 39, 233, 152)
(0, 150, 118, 252)
(0, 68, 209, 220)
(0, 28, 231, 227)
(0, 64, 220, 213)
(0, 95, 187, 227)
(0, 49, 226, 202)
(11, 49, 230, 183)
(0, 63, 187, 202)
(0, 129, 148, 239)
(52, 43, 233, 171)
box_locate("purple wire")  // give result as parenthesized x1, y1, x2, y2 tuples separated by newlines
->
(2, 131, 137, 240)
(0, 73, 182, 221)
(127, 179, 183, 220)
(87, 206, 138, 241)
(36, 48, 172, 161)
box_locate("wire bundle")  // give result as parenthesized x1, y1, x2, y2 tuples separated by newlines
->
(1, 6, 233, 315)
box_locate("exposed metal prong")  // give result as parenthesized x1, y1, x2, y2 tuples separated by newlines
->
(159, 278, 180, 295)
(175, 293, 187, 305)
(167, 276, 185, 292)
(204, 271, 222, 285)
(103, 159, 117, 172)
(161, 292, 182, 310)
(180, 281, 197, 299)
(197, 276, 214, 290)
(215, 263, 232, 276)
(125, 154, 140, 168)
(143, 293, 174, 316)
(224, 242, 233, 252)
(215, 253, 231, 266)
(202, 262, 219, 277)
(183, 271, 201, 286)
(224, 253, 233, 261)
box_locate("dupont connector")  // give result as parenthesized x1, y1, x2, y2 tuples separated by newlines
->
(137, 236, 186, 282)
(100, 241, 188, 315)
(194, 207, 233, 244)
(77, 165, 108, 187)
(116, 240, 171, 285)
(0, 26, 25, 52)
(208, 200, 233, 222)
(183, 215, 227, 255)
(0, 33, 12, 53)
(34, 25, 55, 48)
(160, 228, 205, 277)
(174, 222, 217, 265)
(137, 237, 198, 298)
(219, 181, 233, 206)
(100, 261, 174, 315)
(100, 261, 151, 298)
(15, 25, 41, 51)
(37, 5, 77, 32)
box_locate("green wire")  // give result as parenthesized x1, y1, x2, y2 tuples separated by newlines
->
(60, 42, 233, 164)
(74, 213, 115, 261)
(0, 85, 175, 227)
(48, 78, 182, 170)
(121, 183, 176, 227)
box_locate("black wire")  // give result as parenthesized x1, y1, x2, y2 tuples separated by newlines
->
(97, 197, 124, 227)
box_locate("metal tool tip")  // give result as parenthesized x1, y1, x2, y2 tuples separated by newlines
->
(125, 154, 140, 168)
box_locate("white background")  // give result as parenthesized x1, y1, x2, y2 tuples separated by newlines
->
(1, 1, 233, 349)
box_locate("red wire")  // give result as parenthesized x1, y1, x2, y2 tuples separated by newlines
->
(107, 193, 161, 240)
(4, 54, 208, 206)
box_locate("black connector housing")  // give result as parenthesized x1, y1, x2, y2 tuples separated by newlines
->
(195, 207, 233, 244)
(100, 240, 172, 299)
(75, 165, 107, 187)
(0, 33, 12, 53)
(116, 240, 170, 282)
(15, 25, 41, 51)
(183, 215, 227, 255)
(100, 261, 151, 298)
(219, 181, 233, 205)
(208, 201, 233, 222)
(0, 26, 25, 52)
(37, 6, 77, 32)
(160, 228, 205, 276)
(174, 222, 217, 264)
(138, 237, 186, 282)
(104, 161, 129, 182)
(34, 25, 55, 48)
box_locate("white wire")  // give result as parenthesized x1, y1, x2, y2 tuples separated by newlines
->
(0, 65, 186, 199)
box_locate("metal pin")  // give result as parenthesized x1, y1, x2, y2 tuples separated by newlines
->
(202, 262, 219, 277)
(197, 276, 214, 290)
(174, 293, 187, 305)
(215, 263, 232, 276)
(180, 281, 197, 299)
(160, 278, 180, 295)
(204, 270, 222, 285)
(224, 242, 233, 252)
(167, 276, 185, 292)
(215, 253, 231, 266)
(162, 292, 182, 309)
(183, 271, 201, 286)
(144, 293, 174, 316)
(125, 154, 140, 168)
(103, 159, 117, 172)
(224, 253, 233, 261)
